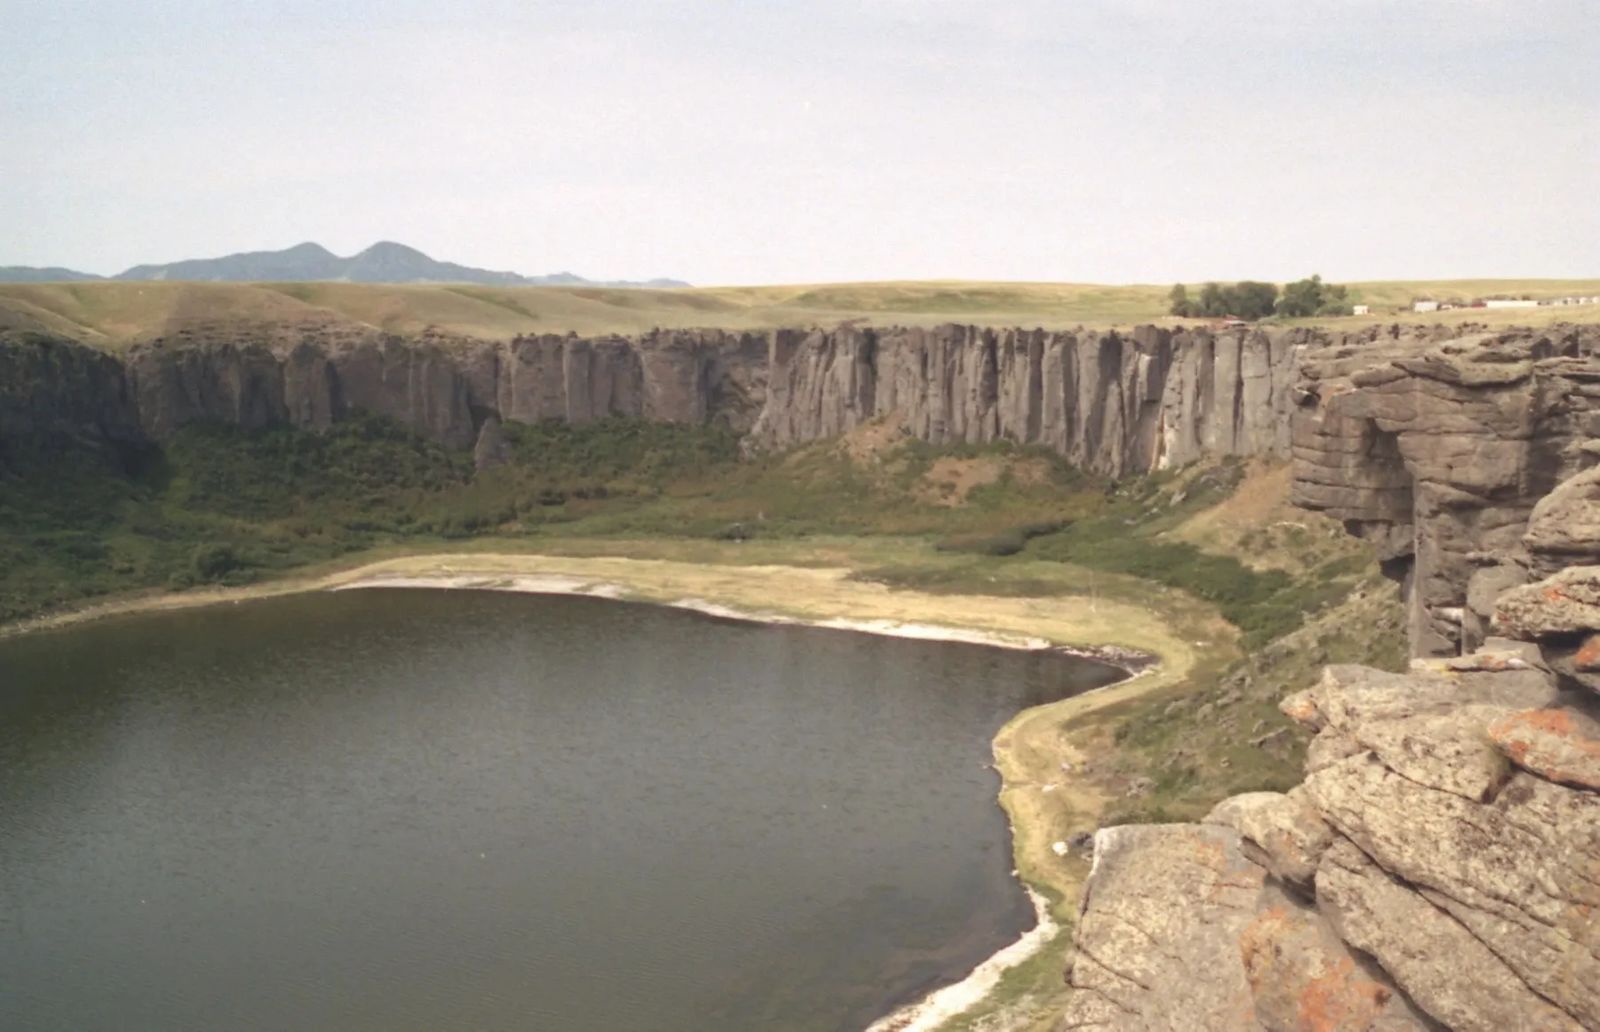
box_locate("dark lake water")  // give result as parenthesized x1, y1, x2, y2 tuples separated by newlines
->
(0, 589, 1120, 1031)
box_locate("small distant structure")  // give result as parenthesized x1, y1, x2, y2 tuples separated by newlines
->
(1552, 295, 1600, 306)
(1412, 300, 1440, 313)
(1352, 304, 1370, 315)
(1484, 298, 1540, 309)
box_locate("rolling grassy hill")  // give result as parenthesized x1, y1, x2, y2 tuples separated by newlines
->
(2, 277, 1597, 347)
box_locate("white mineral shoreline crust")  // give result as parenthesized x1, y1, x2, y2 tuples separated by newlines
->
(332, 572, 1134, 660)
(864, 886, 1059, 1032)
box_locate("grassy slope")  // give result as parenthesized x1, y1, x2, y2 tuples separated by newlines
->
(4, 277, 1598, 346)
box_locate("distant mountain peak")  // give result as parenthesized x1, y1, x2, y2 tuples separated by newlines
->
(283, 241, 337, 258)
(354, 240, 426, 258)
(0, 241, 687, 288)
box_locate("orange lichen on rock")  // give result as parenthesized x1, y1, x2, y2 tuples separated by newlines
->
(1239, 904, 1396, 1032)
(1487, 708, 1600, 791)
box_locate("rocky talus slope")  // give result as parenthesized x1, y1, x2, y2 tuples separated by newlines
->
(1059, 477, 1600, 1028)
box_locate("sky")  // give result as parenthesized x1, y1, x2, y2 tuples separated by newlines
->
(2, 0, 1597, 285)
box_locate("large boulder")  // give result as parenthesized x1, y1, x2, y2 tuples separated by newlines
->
(1204, 789, 1332, 892)
(1058, 822, 1432, 1032)
(1488, 706, 1600, 791)
(1238, 882, 1431, 1032)
(1067, 653, 1599, 1031)
(1315, 838, 1582, 1032)
(1303, 754, 1600, 1027)
(1524, 464, 1600, 567)
(1059, 825, 1266, 1030)
(1495, 566, 1600, 640)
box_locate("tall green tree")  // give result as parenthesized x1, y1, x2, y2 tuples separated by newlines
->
(1276, 274, 1354, 318)
(1225, 281, 1279, 320)
(1277, 274, 1325, 317)
(1169, 283, 1195, 317)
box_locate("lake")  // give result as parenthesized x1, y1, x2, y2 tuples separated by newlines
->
(0, 589, 1120, 1030)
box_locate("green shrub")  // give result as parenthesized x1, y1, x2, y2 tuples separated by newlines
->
(935, 519, 1064, 556)
(190, 542, 242, 582)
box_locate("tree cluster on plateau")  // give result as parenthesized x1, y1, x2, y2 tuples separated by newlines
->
(1169, 275, 1354, 321)
(1274, 274, 1354, 318)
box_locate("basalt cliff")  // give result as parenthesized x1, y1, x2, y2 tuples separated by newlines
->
(3, 321, 1313, 477)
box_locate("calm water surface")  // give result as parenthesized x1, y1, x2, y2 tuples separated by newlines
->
(0, 590, 1119, 1031)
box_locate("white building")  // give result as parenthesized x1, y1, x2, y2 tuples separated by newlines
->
(1484, 299, 1540, 309)
(1353, 304, 1370, 315)
(1413, 300, 1440, 313)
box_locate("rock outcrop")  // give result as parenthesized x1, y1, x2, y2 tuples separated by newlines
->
(1063, 657, 1600, 1030)
(1061, 462, 1600, 1031)
(1289, 324, 1600, 656)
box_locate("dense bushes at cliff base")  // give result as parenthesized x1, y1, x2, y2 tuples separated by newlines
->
(0, 413, 746, 623)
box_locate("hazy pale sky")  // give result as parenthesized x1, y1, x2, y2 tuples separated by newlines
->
(3, 0, 1596, 284)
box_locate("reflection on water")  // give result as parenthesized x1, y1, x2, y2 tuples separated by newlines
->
(0, 589, 1119, 1031)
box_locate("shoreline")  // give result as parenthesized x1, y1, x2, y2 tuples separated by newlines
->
(3, 550, 1188, 1029)
(332, 571, 1154, 670)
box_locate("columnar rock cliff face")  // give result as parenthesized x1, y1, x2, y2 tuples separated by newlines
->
(748, 323, 1311, 477)
(0, 332, 143, 467)
(1, 321, 1321, 478)
(118, 326, 771, 452)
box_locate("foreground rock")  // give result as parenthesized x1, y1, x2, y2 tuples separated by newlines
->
(1063, 650, 1599, 1030)
(1488, 707, 1600, 789)
(1060, 825, 1432, 1031)
(1060, 825, 1265, 1029)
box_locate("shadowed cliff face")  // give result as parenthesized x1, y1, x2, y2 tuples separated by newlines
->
(110, 327, 772, 452)
(0, 333, 143, 471)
